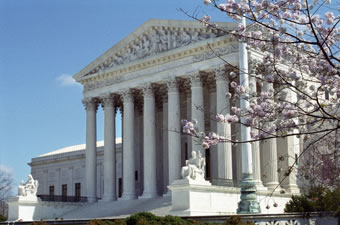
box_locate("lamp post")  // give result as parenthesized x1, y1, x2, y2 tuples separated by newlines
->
(237, 13, 261, 214)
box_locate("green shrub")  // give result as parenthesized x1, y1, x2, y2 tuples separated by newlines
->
(162, 215, 190, 225)
(224, 216, 255, 225)
(285, 186, 340, 213)
(125, 212, 161, 225)
(87, 219, 123, 225)
(88, 219, 106, 225)
(29, 221, 50, 225)
(86, 213, 256, 225)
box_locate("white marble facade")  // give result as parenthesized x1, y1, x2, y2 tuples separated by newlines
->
(30, 19, 300, 203)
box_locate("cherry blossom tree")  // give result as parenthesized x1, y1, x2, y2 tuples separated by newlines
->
(182, 0, 340, 189)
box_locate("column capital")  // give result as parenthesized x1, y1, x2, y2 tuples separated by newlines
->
(206, 74, 216, 91)
(214, 67, 228, 82)
(121, 90, 134, 103)
(101, 95, 115, 109)
(188, 71, 202, 88)
(82, 98, 98, 111)
(166, 79, 179, 93)
(142, 84, 154, 98)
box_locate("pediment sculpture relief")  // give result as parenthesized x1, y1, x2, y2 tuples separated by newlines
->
(85, 28, 226, 76)
(17, 174, 39, 197)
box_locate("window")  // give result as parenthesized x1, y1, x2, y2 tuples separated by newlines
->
(49, 185, 54, 196)
(62, 184, 67, 197)
(75, 183, 81, 197)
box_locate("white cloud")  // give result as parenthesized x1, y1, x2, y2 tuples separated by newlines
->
(56, 74, 80, 87)
(0, 164, 14, 175)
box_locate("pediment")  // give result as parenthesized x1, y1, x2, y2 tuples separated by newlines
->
(74, 19, 236, 81)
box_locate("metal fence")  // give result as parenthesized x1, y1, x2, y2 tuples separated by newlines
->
(37, 195, 87, 203)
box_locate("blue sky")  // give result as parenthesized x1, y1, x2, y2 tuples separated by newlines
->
(0, 0, 227, 188)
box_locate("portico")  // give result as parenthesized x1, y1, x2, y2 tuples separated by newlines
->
(73, 19, 300, 203)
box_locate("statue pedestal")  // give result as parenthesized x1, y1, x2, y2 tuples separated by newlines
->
(168, 178, 223, 216)
(168, 178, 294, 216)
(8, 196, 40, 221)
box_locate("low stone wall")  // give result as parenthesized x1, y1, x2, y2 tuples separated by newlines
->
(7, 196, 84, 221)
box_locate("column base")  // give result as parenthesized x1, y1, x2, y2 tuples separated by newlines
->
(237, 174, 261, 214)
(139, 192, 159, 199)
(87, 196, 98, 203)
(120, 193, 137, 200)
(281, 185, 300, 194)
(264, 182, 280, 191)
(100, 194, 117, 202)
(163, 190, 171, 197)
(254, 180, 268, 191)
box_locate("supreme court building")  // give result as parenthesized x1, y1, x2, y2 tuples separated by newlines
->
(29, 19, 300, 207)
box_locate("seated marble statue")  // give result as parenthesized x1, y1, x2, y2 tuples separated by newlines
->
(181, 150, 206, 180)
(17, 174, 39, 197)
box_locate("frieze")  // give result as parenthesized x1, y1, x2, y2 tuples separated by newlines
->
(84, 75, 124, 92)
(85, 27, 225, 76)
(193, 42, 238, 62)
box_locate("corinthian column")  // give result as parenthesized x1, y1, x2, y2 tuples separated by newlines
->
(140, 85, 158, 198)
(215, 67, 233, 184)
(83, 98, 98, 203)
(260, 81, 279, 190)
(249, 66, 265, 190)
(121, 90, 136, 200)
(167, 79, 181, 187)
(101, 95, 117, 201)
(277, 88, 300, 193)
(190, 72, 205, 157)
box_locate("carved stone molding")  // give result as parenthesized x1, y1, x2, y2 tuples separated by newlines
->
(166, 79, 179, 93)
(193, 43, 238, 62)
(85, 27, 227, 76)
(215, 67, 228, 82)
(188, 72, 202, 88)
(121, 90, 134, 103)
(82, 98, 99, 111)
(101, 95, 115, 109)
(205, 74, 216, 91)
(142, 84, 154, 98)
(84, 75, 124, 92)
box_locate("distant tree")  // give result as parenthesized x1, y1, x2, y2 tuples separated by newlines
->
(0, 166, 13, 218)
(182, 0, 340, 190)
